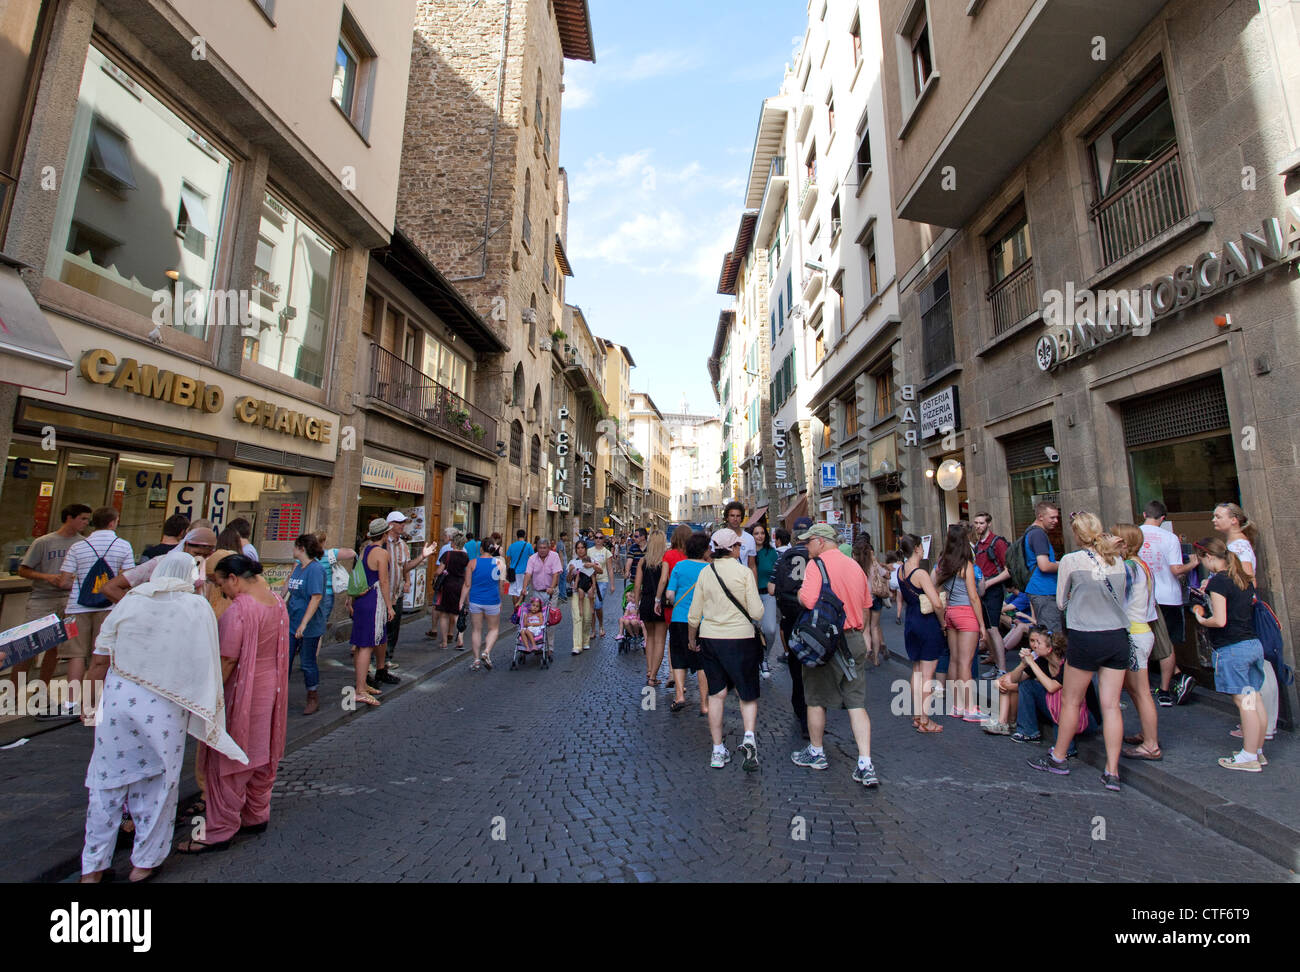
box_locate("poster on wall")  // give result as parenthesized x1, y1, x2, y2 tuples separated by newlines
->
(166, 482, 206, 521)
(403, 507, 426, 544)
(207, 483, 231, 535)
(261, 562, 293, 592)
(32, 482, 54, 538)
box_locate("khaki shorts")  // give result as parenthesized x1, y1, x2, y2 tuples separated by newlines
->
(58, 611, 109, 662)
(802, 629, 870, 710)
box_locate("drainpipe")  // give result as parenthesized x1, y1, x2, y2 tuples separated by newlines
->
(451, 0, 511, 282)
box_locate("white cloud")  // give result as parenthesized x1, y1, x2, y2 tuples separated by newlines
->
(569, 150, 654, 204)
(615, 49, 697, 82)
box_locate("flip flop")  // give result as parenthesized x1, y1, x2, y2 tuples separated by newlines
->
(1121, 745, 1163, 760)
(915, 721, 944, 733)
(670, 700, 687, 712)
(355, 693, 381, 707)
(176, 839, 231, 855)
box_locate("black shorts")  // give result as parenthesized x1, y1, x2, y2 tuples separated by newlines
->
(575, 573, 593, 593)
(668, 621, 701, 672)
(1160, 603, 1185, 645)
(698, 637, 761, 702)
(980, 585, 1005, 632)
(1065, 628, 1129, 672)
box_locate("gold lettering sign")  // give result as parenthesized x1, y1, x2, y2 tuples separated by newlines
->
(76, 350, 329, 444)
(79, 350, 223, 413)
(232, 396, 332, 443)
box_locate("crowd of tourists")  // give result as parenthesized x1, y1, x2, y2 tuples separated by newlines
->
(0, 487, 1284, 883)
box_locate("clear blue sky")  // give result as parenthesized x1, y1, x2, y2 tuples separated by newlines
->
(559, 0, 807, 417)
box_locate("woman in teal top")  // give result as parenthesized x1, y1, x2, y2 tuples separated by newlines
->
(751, 524, 781, 679)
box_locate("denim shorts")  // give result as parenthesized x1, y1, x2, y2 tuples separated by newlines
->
(1213, 638, 1266, 696)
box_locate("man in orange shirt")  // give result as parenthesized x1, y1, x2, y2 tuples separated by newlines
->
(790, 523, 879, 787)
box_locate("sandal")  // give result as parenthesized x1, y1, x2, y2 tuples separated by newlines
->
(482, 656, 493, 671)
(355, 692, 381, 708)
(646, 676, 660, 687)
(670, 700, 687, 713)
(177, 799, 206, 820)
(176, 839, 232, 855)
(1121, 745, 1163, 760)
(915, 720, 944, 733)
(470, 661, 482, 672)
(1124, 733, 1145, 745)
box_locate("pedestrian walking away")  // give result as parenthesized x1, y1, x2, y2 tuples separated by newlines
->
(665, 532, 710, 714)
(770, 516, 815, 738)
(897, 534, 947, 734)
(688, 529, 764, 771)
(461, 540, 506, 670)
(633, 532, 669, 679)
(790, 523, 880, 788)
(1020, 501, 1062, 639)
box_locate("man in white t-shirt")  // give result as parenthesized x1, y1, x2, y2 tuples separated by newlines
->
(1139, 500, 1198, 706)
(723, 501, 758, 582)
(57, 506, 135, 707)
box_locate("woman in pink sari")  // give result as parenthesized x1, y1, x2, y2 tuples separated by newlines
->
(178, 555, 289, 853)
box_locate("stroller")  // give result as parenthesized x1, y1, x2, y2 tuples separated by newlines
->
(615, 582, 645, 655)
(510, 594, 558, 670)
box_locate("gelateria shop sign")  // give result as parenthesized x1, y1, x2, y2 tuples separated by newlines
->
(1035, 209, 1300, 371)
(78, 349, 333, 443)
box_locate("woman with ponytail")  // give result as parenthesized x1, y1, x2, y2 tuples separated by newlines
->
(1212, 503, 1279, 745)
(1192, 538, 1270, 771)
(1111, 523, 1162, 760)
(1028, 512, 1128, 791)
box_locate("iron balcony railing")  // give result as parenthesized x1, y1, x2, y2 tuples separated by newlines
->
(1091, 146, 1188, 268)
(986, 258, 1036, 337)
(369, 344, 496, 449)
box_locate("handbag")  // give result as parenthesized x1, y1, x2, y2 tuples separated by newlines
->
(456, 608, 468, 633)
(709, 563, 766, 649)
(910, 570, 935, 615)
(507, 545, 526, 584)
(869, 563, 890, 600)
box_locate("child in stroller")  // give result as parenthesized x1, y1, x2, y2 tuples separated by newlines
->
(511, 594, 556, 670)
(615, 590, 645, 654)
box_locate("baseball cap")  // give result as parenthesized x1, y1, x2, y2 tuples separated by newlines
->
(368, 518, 390, 538)
(386, 511, 410, 524)
(798, 522, 839, 542)
(710, 528, 742, 549)
(793, 516, 814, 531)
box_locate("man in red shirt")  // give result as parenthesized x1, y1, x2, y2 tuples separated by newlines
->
(790, 523, 879, 787)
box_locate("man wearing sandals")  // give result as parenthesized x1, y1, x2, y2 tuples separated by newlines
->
(790, 523, 879, 787)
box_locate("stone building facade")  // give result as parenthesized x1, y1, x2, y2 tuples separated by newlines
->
(400, 0, 595, 538)
(877, 0, 1300, 716)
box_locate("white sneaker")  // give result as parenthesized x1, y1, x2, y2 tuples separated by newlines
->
(571, 647, 582, 655)
(710, 748, 732, 769)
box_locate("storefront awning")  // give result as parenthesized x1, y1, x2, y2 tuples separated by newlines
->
(780, 492, 808, 525)
(741, 506, 768, 530)
(606, 512, 624, 527)
(0, 258, 74, 393)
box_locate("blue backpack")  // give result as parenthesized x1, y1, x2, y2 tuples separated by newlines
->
(76, 538, 123, 609)
(789, 559, 846, 669)
(1253, 596, 1295, 686)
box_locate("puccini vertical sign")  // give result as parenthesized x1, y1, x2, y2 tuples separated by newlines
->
(555, 406, 573, 512)
(1036, 209, 1300, 371)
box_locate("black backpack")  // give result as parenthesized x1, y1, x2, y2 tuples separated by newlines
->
(789, 559, 846, 668)
(1006, 531, 1035, 593)
(771, 544, 809, 621)
(76, 537, 123, 609)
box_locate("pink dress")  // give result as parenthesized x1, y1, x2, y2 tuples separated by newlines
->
(200, 593, 289, 842)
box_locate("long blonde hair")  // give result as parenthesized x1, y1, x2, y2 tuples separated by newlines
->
(1216, 502, 1259, 548)
(642, 531, 667, 569)
(1071, 512, 1121, 566)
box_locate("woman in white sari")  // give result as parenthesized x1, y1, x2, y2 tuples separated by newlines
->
(80, 550, 246, 883)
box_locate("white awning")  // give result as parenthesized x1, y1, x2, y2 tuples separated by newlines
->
(0, 260, 74, 393)
(179, 184, 213, 238)
(606, 512, 624, 527)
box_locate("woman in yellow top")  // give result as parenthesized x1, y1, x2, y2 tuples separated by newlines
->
(687, 529, 764, 772)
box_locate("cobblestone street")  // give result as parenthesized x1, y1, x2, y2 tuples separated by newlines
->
(148, 612, 1293, 883)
